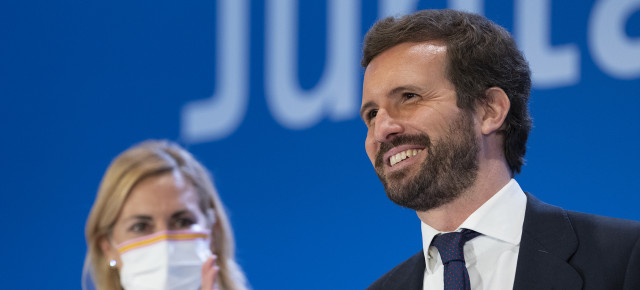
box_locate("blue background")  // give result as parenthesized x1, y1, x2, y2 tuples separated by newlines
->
(1, 0, 639, 289)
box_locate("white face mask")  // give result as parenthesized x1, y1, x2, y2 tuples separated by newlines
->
(116, 230, 212, 290)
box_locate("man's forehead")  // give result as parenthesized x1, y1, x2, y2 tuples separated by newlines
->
(404, 41, 447, 56)
(367, 41, 447, 68)
(363, 41, 447, 83)
(361, 42, 448, 102)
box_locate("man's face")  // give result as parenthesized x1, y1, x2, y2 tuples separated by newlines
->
(361, 41, 479, 211)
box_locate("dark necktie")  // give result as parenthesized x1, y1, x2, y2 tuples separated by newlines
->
(432, 229, 481, 290)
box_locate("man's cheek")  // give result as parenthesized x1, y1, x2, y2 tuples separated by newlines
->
(365, 144, 377, 165)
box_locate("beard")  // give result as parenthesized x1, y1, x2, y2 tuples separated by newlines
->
(374, 111, 480, 212)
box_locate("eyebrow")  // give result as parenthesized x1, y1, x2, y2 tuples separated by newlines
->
(124, 215, 152, 222)
(360, 85, 424, 120)
(170, 210, 192, 219)
(123, 210, 192, 222)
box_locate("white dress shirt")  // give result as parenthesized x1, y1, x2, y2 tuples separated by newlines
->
(421, 179, 527, 290)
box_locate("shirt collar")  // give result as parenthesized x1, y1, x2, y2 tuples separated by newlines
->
(421, 179, 527, 264)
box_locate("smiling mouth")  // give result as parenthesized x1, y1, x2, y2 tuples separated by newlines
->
(390, 149, 423, 167)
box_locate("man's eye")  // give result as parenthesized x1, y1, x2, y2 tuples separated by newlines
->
(367, 109, 378, 120)
(403, 93, 418, 100)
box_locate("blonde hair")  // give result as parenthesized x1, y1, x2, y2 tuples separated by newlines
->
(82, 140, 248, 290)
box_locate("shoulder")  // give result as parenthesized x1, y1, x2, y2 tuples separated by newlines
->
(524, 192, 640, 248)
(566, 210, 640, 288)
(566, 209, 640, 250)
(367, 250, 425, 290)
(523, 193, 640, 287)
(567, 209, 640, 233)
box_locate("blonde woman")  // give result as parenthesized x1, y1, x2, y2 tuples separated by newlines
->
(83, 140, 248, 290)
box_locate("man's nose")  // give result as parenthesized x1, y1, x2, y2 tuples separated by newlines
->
(374, 109, 403, 143)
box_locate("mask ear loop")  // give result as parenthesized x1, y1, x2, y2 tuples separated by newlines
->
(206, 208, 217, 230)
(204, 208, 217, 260)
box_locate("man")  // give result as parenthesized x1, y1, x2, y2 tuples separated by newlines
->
(361, 9, 640, 290)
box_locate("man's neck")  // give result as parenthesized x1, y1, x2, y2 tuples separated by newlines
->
(416, 165, 512, 232)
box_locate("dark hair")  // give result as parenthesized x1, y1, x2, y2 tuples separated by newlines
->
(362, 9, 532, 174)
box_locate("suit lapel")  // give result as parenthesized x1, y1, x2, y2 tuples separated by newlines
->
(377, 250, 425, 290)
(513, 193, 583, 290)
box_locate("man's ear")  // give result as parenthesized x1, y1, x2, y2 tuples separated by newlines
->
(479, 87, 510, 135)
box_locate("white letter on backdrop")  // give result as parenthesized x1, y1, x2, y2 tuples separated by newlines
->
(265, 0, 359, 129)
(448, 0, 484, 14)
(378, 0, 483, 19)
(515, 0, 580, 88)
(181, 0, 249, 143)
(378, 0, 418, 18)
(589, 0, 640, 79)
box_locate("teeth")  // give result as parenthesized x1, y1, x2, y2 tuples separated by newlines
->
(389, 149, 422, 167)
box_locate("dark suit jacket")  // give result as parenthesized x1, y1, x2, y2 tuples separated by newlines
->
(367, 193, 640, 289)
